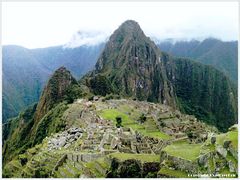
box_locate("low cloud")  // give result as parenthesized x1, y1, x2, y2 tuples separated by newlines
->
(63, 31, 109, 48)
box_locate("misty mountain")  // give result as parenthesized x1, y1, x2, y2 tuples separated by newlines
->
(157, 38, 238, 83)
(3, 36, 238, 123)
(3, 44, 104, 122)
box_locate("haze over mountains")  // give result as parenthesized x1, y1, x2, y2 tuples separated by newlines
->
(3, 44, 104, 122)
(2, 25, 238, 123)
(158, 38, 238, 83)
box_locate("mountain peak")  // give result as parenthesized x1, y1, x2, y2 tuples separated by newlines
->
(108, 20, 145, 43)
(54, 66, 71, 75)
(119, 20, 141, 31)
(89, 20, 177, 108)
(34, 67, 77, 122)
(55, 66, 67, 72)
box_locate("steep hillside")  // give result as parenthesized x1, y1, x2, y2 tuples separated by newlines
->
(158, 38, 238, 83)
(3, 44, 103, 122)
(3, 98, 237, 178)
(85, 20, 177, 107)
(84, 20, 237, 131)
(33, 66, 78, 122)
(165, 55, 237, 131)
(3, 67, 82, 165)
(2, 45, 51, 122)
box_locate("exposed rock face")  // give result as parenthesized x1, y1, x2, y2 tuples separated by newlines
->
(87, 20, 177, 108)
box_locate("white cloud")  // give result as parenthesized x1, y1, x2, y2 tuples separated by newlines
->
(63, 31, 109, 48)
(2, 2, 239, 48)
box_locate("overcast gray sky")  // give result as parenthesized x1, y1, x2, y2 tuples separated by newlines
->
(2, 2, 239, 48)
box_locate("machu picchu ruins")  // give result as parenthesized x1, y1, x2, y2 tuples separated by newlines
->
(3, 98, 238, 178)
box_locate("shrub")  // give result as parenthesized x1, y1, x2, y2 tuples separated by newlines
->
(138, 114, 147, 124)
(160, 121, 166, 128)
(116, 116, 122, 128)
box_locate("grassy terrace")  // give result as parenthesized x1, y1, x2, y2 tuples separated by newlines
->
(158, 167, 188, 178)
(98, 105, 171, 140)
(216, 129, 238, 150)
(163, 140, 202, 161)
(109, 152, 160, 162)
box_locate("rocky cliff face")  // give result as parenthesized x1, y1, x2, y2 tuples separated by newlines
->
(85, 20, 237, 131)
(88, 20, 177, 108)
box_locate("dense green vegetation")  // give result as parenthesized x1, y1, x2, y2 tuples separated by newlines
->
(88, 74, 113, 96)
(85, 20, 237, 132)
(169, 57, 237, 132)
(33, 102, 68, 145)
(158, 38, 238, 83)
(2, 104, 37, 164)
(2, 102, 69, 165)
(3, 44, 103, 122)
(2, 20, 238, 178)
(3, 67, 77, 165)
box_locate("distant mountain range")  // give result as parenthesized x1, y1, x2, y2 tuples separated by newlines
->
(157, 38, 238, 83)
(3, 44, 104, 122)
(3, 36, 237, 123)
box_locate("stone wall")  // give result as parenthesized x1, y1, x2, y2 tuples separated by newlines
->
(67, 153, 103, 163)
(107, 158, 160, 178)
(53, 154, 67, 172)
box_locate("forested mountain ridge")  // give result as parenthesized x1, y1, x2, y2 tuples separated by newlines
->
(158, 38, 238, 83)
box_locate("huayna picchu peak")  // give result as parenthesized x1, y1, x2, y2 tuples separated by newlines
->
(90, 20, 177, 108)
(3, 20, 238, 178)
(84, 20, 237, 132)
